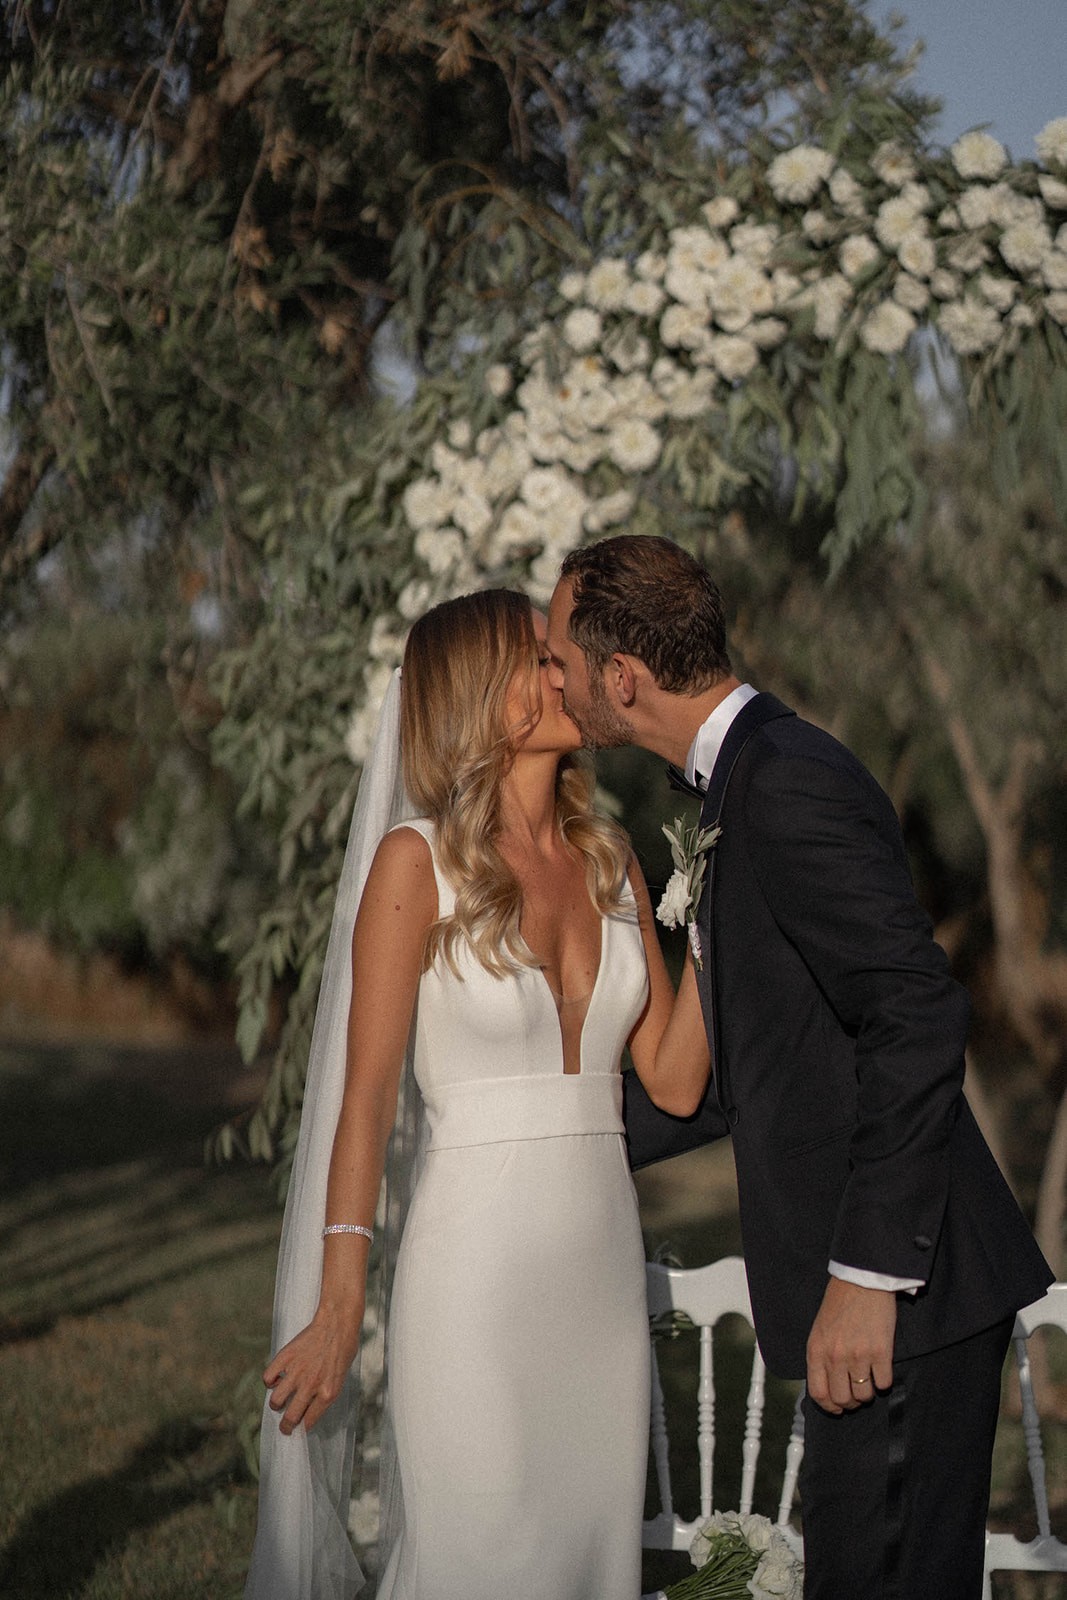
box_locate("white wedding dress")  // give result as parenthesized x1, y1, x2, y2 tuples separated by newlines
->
(375, 819, 651, 1600)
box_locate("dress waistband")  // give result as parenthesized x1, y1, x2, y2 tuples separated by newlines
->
(425, 1072, 625, 1150)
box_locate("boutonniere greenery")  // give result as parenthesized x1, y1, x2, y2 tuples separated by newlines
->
(655, 815, 722, 970)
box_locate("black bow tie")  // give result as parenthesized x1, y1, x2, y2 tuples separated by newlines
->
(665, 763, 705, 800)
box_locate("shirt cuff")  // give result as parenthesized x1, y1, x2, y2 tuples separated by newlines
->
(828, 1260, 924, 1295)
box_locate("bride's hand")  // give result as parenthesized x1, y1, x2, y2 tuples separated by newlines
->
(263, 1303, 364, 1435)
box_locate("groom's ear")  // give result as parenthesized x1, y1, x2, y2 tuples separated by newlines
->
(607, 653, 640, 707)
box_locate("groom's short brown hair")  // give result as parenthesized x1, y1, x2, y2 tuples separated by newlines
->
(559, 535, 731, 694)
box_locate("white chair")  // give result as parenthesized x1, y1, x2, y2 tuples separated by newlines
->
(643, 1263, 1067, 1597)
(984, 1282, 1067, 1596)
(643, 1256, 804, 1560)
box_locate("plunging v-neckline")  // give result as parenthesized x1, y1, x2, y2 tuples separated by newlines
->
(531, 914, 606, 1077)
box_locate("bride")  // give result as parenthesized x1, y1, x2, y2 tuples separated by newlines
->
(244, 588, 710, 1600)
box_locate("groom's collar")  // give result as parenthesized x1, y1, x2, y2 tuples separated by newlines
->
(684, 683, 759, 789)
(697, 691, 796, 822)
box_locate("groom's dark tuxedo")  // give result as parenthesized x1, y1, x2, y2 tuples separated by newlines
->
(624, 692, 1052, 1592)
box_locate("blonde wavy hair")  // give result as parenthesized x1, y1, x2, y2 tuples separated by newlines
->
(400, 589, 631, 977)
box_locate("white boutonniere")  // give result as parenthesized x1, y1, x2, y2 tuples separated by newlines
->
(655, 815, 722, 970)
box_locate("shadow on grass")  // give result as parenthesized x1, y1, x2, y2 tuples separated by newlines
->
(0, 1041, 277, 1342)
(0, 1416, 239, 1600)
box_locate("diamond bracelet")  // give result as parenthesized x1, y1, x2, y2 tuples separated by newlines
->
(322, 1223, 374, 1242)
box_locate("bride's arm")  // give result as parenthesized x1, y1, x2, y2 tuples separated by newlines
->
(263, 825, 436, 1435)
(625, 858, 711, 1118)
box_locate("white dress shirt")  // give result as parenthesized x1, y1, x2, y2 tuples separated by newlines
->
(685, 686, 923, 1296)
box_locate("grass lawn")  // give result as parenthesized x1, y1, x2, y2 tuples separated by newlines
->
(1, 1041, 1064, 1598)
(0, 1040, 279, 1600)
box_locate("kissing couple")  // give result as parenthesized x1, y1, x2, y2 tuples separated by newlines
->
(245, 534, 1051, 1600)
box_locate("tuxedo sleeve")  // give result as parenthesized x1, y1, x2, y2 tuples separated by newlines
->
(744, 750, 971, 1282)
(623, 1065, 730, 1171)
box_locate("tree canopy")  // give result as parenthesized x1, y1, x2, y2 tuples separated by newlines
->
(1, 2, 1064, 1194)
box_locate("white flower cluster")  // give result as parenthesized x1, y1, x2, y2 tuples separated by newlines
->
(338, 115, 1067, 762)
(689, 1510, 803, 1600)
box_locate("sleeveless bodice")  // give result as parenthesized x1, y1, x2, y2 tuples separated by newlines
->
(397, 818, 649, 1151)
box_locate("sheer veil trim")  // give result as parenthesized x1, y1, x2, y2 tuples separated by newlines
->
(245, 668, 422, 1600)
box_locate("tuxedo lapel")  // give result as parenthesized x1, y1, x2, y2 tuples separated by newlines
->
(694, 693, 795, 1114)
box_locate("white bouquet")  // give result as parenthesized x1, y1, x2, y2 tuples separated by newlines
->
(661, 1510, 803, 1599)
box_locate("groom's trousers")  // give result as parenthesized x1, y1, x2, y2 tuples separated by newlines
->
(798, 1314, 1014, 1599)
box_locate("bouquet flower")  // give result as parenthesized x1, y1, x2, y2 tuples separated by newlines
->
(661, 1511, 803, 1600)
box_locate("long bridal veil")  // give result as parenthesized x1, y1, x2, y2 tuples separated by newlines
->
(245, 668, 422, 1600)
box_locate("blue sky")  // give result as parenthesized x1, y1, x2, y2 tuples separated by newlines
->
(870, 1, 1066, 161)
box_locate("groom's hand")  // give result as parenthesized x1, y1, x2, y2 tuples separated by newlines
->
(806, 1277, 896, 1413)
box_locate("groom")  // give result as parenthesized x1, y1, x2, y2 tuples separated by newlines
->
(546, 534, 1053, 1598)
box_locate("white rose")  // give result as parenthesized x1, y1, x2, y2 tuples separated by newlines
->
(558, 435, 604, 473)
(447, 419, 472, 451)
(606, 417, 662, 472)
(488, 500, 540, 560)
(626, 278, 666, 316)
(585, 256, 631, 310)
(897, 228, 936, 279)
(839, 234, 880, 280)
(664, 260, 710, 309)
(899, 181, 933, 214)
(709, 258, 774, 329)
(930, 268, 961, 299)
(1038, 174, 1067, 210)
(415, 526, 466, 573)
(661, 302, 709, 349)
(767, 144, 834, 203)
(368, 614, 404, 665)
(1001, 219, 1053, 274)
(701, 195, 740, 228)
(657, 869, 691, 930)
(893, 274, 930, 312)
(730, 221, 779, 263)
(582, 488, 635, 532)
(957, 185, 997, 230)
(450, 493, 493, 540)
(665, 371, 717, 418)
(1036, 117, 1067, 169)
(562, 306, 603, 352)
(951, 130, 1008, 181)
(559, 271, 586, 302)
(978, 272, 1017, 311)
(990, 185, 1043, 229)
(828, 166, 865, 217)
(874, 195, 925, 250)
(519, 465, 576, 512)
(485, 363, 513, 399)
(938, 296, 1002, 355)
(947, 235, 991, 273)
(519, 321, 551, 364)
(801, 209, 834, 244)
(397, 577, 435, 620)
(811, 274, 852, 340)
(749, 317, 788, 348)
(708, 334, 759, 380)
(1042, 252, 1067, 289)
(483, 439, 531, 498)
(1008, 301, 1039, 329)
(430, 439, 461, 482)
(871, 139, 917, 188)
(402, 477, 449, 531)
(669, 224, 731, 273)
(771, 267, 803, 305)
(1045, 291, 1067, 325)
(937, 205, 961, 231)
(859, 300, 916, 355)
(635, 250, 667, 281)
(526, 427, 567, 464)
